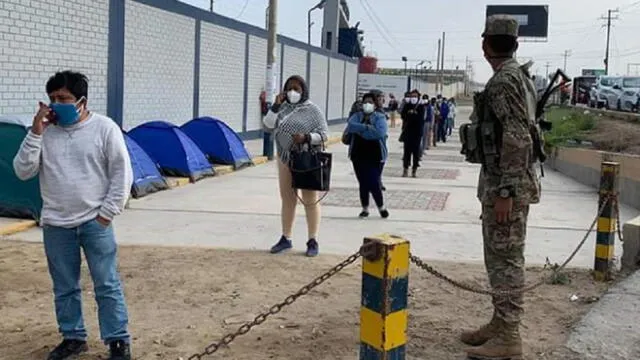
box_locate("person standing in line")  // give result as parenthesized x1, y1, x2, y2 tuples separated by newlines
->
(344, 92, 389, 219)
(399, 89, 425, 177)
(388, 93, 399, 128)
(429, 97, 439, 147)
(437, 97, 450, 143)
(420, 94, 433, 154)
(263, 75, 329, 258)
(13, 71, 133, 360)
(461, 15, 541, 360)
(370, 89, 389, 192)
(447, 97, 457, 136)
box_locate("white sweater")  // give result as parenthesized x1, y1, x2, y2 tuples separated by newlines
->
(13, 113, 133, 228)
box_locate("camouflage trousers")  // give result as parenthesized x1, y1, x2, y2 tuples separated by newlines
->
(481, 201, 530, 325)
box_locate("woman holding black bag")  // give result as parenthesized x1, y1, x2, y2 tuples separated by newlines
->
(343, 92, 389, 219)
(263, 75, 329, 257)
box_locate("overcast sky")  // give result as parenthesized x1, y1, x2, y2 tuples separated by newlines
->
(179, 0, 640, 83)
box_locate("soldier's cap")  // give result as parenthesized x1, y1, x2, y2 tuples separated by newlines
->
(482, 14, 519, 37)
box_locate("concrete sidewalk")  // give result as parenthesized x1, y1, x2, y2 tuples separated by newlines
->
(4, 107, 637, 269)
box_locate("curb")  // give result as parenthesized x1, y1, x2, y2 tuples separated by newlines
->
(1, 135, 343, 236)
(0, 220, 38, 236)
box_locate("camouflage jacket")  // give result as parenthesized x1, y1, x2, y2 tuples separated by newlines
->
(477, 58, 541, 205)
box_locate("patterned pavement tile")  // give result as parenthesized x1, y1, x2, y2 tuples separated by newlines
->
(383, 167, 460, 180)
(388, 153, 465, 163)
(321, 187, 450, 211)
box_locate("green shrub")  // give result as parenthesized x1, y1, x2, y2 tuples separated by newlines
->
(543, 107, 596, 148)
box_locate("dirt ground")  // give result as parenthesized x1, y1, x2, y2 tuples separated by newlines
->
(588, 117, 640, 155)
(0, 240, 609, 360)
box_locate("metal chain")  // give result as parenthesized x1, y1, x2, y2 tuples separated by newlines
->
(410, 193, 617, 297)
(186, 246, 370, 359)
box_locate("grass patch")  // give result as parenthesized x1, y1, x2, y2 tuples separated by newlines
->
(543, 106, 597, 149)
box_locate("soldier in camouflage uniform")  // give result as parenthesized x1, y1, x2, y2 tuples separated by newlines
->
(461, 14, 541, 360)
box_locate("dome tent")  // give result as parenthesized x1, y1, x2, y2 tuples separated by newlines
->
(128, 121, 214, 182)
(122, 132, 169, 198)
(0, 115, 42, 221)
(180, 117, 253, 169)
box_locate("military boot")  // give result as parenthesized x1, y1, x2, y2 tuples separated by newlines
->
(465, 322, 522, 360)
(459, 313, 499, 346)
(402, 169, 409, 177)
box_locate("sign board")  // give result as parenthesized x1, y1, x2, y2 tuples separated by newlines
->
(582, 69, 606, 76)
(486, 5, 549, 38)
(357, 74, 409, 105)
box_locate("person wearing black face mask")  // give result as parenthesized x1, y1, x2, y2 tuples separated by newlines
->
(399, 89, 425, 177)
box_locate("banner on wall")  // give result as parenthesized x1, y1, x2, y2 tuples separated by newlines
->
(357, 74, 409, 105)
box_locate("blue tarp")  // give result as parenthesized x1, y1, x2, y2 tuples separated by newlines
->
(128, 121, 214, 181)
(181, 117, 253, 169)
(123, 132, 169, 198)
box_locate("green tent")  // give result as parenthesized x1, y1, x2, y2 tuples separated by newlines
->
(0, 115, 42, 221)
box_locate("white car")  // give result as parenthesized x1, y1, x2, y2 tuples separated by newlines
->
(590, 76, 622, 109)
(617, 76, 640, 112)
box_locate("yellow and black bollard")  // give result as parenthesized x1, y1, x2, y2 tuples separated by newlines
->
(359, 234, 409, 359)
(594, 161, 620, 281)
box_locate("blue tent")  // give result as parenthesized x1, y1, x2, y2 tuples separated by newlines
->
(0, 115, 42, 221)
(181, 117, 253, 169)
(123, 132, 169, 198)
(128, 121, 214, 182)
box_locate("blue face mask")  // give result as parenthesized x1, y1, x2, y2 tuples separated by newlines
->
(50, 97, 84, 126)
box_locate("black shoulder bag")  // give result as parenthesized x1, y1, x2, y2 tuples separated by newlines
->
(289, 137, 332, 205)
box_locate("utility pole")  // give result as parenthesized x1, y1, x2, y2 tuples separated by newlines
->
(562, 50, 572, 72)
(440, 32, 446, 94)
(545, 62, 551, 80)
(263, 0, 278, 159)
(601, 9, 619, 75)
(436, 39, 441, 93)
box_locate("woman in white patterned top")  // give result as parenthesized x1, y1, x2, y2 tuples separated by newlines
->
(263, 75, 329, 257)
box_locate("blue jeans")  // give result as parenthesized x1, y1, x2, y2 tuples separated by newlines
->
(43, 219, 130, 344)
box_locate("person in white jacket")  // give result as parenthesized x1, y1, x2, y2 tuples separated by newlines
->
(13, 71, 133, 360)
(447, 97, 457, 136)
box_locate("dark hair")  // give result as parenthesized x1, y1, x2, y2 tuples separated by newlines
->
(404, 91, 411, 96)
(485, 35, 518, 55)
(283, 75, 309, 103)
(422, 94, 429, 99)
(362, 92, 376, 102)
(46, 71, 89, 99)
(410, 89, 421, 97)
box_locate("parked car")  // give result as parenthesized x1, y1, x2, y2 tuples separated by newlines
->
(589, 76, 622, 109)
(618, 76, 640, 112)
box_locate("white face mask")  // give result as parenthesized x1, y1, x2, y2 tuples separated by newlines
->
(287, 90, 302, 104)
(409, 98, 418, 105)
(404, 97, 411, 103)
(362, 103, 375, 114)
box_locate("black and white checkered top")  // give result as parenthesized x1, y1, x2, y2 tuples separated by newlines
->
(263, 100, 329, 164)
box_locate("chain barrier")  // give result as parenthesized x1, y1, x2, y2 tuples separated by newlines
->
(186, 243, 377, 359)
(410, 193, 619, 297)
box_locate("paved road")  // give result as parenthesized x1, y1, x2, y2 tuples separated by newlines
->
(4, 106, 639, 268)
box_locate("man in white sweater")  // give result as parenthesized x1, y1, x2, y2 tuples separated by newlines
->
(13, 71, 133, 360)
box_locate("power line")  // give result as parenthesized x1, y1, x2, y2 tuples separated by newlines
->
(357, 0, 399, 52)
(233, 0, 249, 18)
(360, 0, 397, 44)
